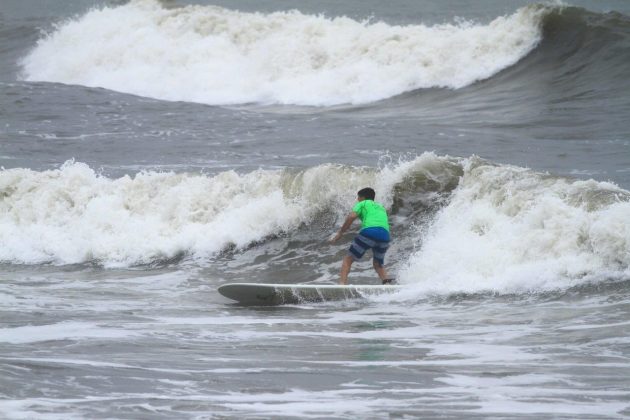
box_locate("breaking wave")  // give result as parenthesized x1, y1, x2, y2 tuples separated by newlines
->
(20, 0, 547, 106)
(398, 158, 630, 294)
(1, 154, 629, 296)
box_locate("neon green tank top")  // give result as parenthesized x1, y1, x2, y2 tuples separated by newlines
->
(352, 200, 390, 232)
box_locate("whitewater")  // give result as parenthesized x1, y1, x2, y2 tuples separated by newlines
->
(21, 0, 547, 105)
(2, 155, 628, 295)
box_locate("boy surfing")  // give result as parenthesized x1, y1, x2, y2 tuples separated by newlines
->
(330, 187, 393, 285)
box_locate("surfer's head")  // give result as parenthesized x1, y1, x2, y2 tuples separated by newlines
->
(357, 187, 375, 201)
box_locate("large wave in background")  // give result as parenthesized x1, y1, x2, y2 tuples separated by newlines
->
(1, 155, 629, 294)
(20, 0, 547, 106)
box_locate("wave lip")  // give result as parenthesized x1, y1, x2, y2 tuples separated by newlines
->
(20, 0, 546, 106)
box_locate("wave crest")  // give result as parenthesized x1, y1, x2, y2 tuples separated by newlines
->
(21, 0, 547, 106)
(0, 157, 448, 266)
(3, 155, 628, 295)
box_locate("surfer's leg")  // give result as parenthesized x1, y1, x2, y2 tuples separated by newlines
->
(372, 242, 394, 284)
(340, 255, 354, 285)
(373, 259, 388, 282)
(342, 234, 369, 284)
(372, 241, 390, 282)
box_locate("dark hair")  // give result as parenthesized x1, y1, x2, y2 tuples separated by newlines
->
(357, 187, 375, 200)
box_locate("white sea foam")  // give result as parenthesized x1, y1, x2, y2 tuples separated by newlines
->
(2, 156, 628, 293)
(0, 160, 383, 266)
(0, 154, 464, 266)
(20, 0, 547, 106)
(398, 158, 630, 293)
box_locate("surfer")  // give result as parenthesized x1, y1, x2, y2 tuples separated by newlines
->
(330, 187, 393, 285)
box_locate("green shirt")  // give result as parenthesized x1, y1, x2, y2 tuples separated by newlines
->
(352, 200, 390, 232)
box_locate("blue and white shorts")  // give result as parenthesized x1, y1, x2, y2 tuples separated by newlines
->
(348, 232, 390, 266)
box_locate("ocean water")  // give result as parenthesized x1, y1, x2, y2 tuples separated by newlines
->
(1, 0, 630, 418)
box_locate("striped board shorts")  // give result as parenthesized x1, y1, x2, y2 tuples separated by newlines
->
(348, 232, 390, 266)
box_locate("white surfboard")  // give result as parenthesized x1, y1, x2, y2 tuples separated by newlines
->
(218, 283, 403, 305)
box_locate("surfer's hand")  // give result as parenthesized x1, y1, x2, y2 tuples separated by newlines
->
(329, 232, 341, 244)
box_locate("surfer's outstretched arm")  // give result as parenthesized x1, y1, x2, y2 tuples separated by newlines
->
(330, 212, 358, 243)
